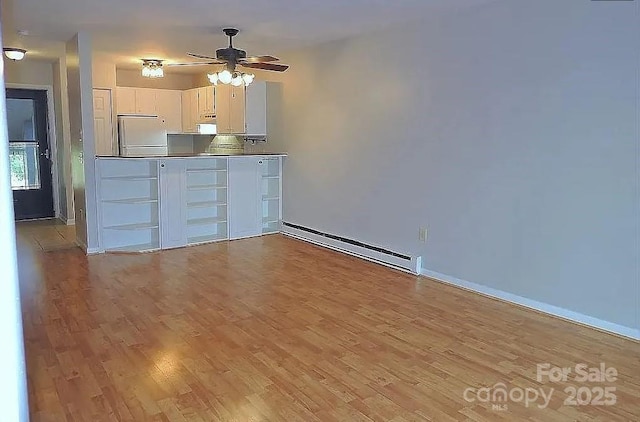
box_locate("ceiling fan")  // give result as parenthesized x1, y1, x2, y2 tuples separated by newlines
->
(168, 28, 289, 73)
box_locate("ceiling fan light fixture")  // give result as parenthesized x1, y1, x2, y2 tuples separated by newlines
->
(207, 73, 219, 85)
(208, 70, 254, 87)
(218, 69, 233, 84)
(4, 48, 26, 61)
(231, 72, 243, 87)
(141, 59, 164, 78)
(241, 73, 255, 86)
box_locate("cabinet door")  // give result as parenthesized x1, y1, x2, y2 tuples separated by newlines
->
(228, 157, 262, 239)
(93, 88, 115, 155)
(135, 88, 158, 115)
(215, 84, 231, 133)
(207, 86, 216, 115)
(157, 90, 182, 133)
(116, 87, 136, 114)
(197, 87, 207, 117)
(245, 81, 266, 135)
(159, 159, 188, 248)
(189, 89, 199, 132)
(196, 85, 215, 116)
(181, 90, 191, 133)
(230, 85, 246, 134)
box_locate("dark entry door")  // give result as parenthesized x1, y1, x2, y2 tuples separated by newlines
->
(6, 88, 54, 220)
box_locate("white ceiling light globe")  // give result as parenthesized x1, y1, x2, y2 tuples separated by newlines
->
(207, 73, 219, 85)
(242, 73, 255, 86)
(231, 73, 243, 86)
(218, 70, 232, 84)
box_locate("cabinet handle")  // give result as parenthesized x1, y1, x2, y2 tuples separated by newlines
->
(258, 160, 263, 164)
(160, 163, 165, 168)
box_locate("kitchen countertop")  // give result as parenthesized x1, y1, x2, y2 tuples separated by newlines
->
(96, 152, 287, 159)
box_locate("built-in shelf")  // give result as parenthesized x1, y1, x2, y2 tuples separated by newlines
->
(187, 168, 227, 173)
(102, 198, 158, 204)
(259, 157, 282, 237)
(104, 222, 159, 231)
(188, 184, 227, 191)
(105, 242, 160, 253)
(187, 234, 227, 245)
(187, 217, 227, 226)
(102, 176, 157, 181)
(186, 200, 227, 208)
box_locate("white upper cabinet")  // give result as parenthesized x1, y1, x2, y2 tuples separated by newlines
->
(216, 84, 246, 134)
(135, 88, 158, 115)
(245, 81, 267, 136)
(197, 86, 215, 118)
(115, 87, 136, 114)
(156, 89, 182, 133)
(181, 88, 199, 133)
(116, 87, 158, 115)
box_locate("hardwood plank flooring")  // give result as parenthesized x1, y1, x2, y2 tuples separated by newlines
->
(16, 219, 77, 252)
(17, 228, 640, 421)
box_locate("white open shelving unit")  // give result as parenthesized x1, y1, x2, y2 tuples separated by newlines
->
(185, 158, 229, 245)
(96, 155, 284, 253)
(260, 158, 282, 234)
(97, 158, 161, 252)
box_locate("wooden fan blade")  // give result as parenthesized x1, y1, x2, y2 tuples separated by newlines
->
(166, 62, 221, 67)
(239, 55, 280, 63)
(187, 52, 223, 61)
(240, 62, 289, 72)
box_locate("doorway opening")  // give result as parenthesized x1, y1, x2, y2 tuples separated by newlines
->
(6, 88, 55, 220)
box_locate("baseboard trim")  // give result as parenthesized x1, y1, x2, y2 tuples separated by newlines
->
(65, 218, 75, 226)
(282, 231, 420, 275)
(282, 224, 421, 274)
(75, 239, 99, 255)
(420, 269, 639, 341)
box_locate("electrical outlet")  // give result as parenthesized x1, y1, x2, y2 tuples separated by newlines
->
(419, 227, 428, 242)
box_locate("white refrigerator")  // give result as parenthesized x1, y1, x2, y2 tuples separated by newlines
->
(118, 116, 168, 156)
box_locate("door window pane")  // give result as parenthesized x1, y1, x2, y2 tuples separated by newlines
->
(9, 142, 40, 190)
(6, 98, 36, 141)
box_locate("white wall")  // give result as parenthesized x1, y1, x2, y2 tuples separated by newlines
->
(269, 0, 639, 330)
(5, 59, 54, 86)
(92, 56, 116, 89)
(67, 32, 98, 251)
(53, 57, 74, 222)
(0, 25, 30, 422)
(116, 69, 196, 90)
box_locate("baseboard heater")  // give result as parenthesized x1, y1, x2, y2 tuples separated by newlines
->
(282, 222, 422, 274)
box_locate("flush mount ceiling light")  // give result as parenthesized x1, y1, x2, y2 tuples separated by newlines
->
(141, 59, 164, 78)
(208, 70, 254, 87)
(3, 48, 26, 61)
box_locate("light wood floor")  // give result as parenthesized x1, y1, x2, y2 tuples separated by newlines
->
(17, 226, 640, 421)
(16, 219, 77, 252)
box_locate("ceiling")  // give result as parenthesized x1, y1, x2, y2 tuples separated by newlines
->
(2, 0, 495, 73)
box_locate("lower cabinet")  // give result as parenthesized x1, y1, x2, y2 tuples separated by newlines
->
(159, 159, 187, 249)
(228, 156, 262, 239)
(96, 156, 281, 253)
